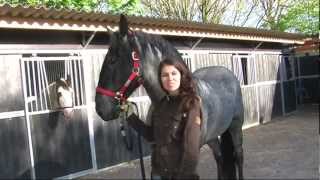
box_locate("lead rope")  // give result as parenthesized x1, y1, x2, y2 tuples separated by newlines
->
(119, 108, 134, 151)
(120, 101, 146, 180)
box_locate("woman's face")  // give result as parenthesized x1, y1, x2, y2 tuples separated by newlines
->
(160, 64, 181, 95)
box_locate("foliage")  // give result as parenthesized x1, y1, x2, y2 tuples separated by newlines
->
(142, 0, 318, 36)
(1, 0, 317, 36)
(0, 0, 99, 11)
(142, 0, 198, 21)
(222, 0, 259, 26)
(103, 0, 143, 15)
(256, 0, 292, 30)
(279, 0, 319, 36)
(142, 0, 234, 24)
(0, 0, 143, 14)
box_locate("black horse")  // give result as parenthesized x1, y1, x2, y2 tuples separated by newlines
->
(95, 15, 244, 179)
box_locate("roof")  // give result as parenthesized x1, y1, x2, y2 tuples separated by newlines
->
(294, 38, 319, 54)
(0, 4, 305, 44)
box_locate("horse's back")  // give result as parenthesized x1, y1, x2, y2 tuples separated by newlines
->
(193, 66, 238, 87)
(193, 66, 243, 140)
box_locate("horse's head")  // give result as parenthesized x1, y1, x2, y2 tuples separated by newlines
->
(95, 15, 143, 121)
(55, 76, 74, 119)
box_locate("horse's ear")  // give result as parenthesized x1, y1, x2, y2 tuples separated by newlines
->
(119, 14, 128, 38)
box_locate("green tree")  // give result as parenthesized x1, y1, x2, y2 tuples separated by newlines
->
(142, 0, 236, 23)
(279, 0, 319, 36)
(0, 0, 99, 11)
(142, 0, 198, 21)
(0, 0, 143, 14)
(255, 0, 293, 30)
(223, 0, 259, 26)
(104, 0, 143, 15)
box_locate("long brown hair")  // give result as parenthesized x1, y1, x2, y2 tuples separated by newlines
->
(158, 58, 199, 112)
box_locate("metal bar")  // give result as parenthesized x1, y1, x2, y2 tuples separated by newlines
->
(178, 50, 283, 55)
(37, 61, 43, 111)
(42, 61, 51, 109)
(26, 60, 32, 112)
(31, 59, 38, 111)
(299, 75, 320, 79)
(83, 31, 96, 49)
(21, 56, 82, 61)
(297, 56, 301, 78)
(81, 55, 98, 171)
(253, 42, 263, 51)
(70, 57, 76, 106)
(279, 55, 286, 115)
(40, 61, 48, 110)
(78, 59, 84, 105)
(73, 58, 80, 106)
(64, 60, 67, 80)
(67, 60, 71, 77)
(191, 37, 204, 50)
(0, 49, 108, 55)
(252, 53, 260, 125)
(20, 56, 36, 180)
(54, 169, 95, 180)
(39, 61, 45, 110)
(0, 111, 25, 119)
(28, 105, 87, 116)
(188, 51, 194, 72)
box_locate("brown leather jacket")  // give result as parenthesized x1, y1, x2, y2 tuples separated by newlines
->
(127, 95, 202, 179)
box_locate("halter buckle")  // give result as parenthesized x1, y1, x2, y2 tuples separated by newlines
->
(132, 51, 139, 61)
(115, 91, 123, 100)
(132, 67, 140, 75)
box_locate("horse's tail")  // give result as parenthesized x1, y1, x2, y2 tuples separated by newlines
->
(220, 129, 236, 179)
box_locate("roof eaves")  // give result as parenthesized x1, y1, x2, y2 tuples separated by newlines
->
(0, 3, 306, 44)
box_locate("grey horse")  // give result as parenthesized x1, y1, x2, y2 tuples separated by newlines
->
(95, 15, 244, 179)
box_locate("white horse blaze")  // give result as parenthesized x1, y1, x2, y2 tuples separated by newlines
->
(57, 86, 73, 108)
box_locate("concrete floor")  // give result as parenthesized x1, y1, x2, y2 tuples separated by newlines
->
(79, 104, 319, 179)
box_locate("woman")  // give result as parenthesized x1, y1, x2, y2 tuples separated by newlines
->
(127, 58, 202, 180)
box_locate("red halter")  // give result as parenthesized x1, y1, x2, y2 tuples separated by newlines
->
(96, 50, 143, 104)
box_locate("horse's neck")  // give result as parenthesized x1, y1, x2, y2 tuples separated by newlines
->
(138, 36, 165, 103)
(136, 32, 182, 103)
(141, 62, 165, 103)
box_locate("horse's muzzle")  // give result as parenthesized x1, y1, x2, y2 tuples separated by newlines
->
(95, 94, 120, 121)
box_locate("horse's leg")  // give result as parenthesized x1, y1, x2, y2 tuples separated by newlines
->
(229, 117, 244, 180)
(220, 130, 237, 179)
(207, 138, 223, 180)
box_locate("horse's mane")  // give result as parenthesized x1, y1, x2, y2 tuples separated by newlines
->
(134, 31, 183, 62)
